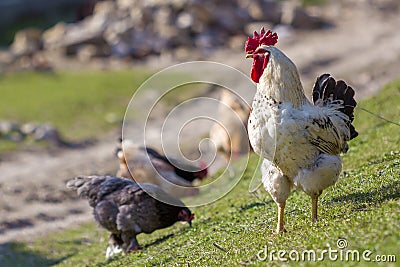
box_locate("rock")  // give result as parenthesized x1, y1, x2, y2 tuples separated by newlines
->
(20, 123, 39, 135)
(110, 40, 132, 58)
(290, 7, 326, 29)
(187, 3, 213, 25)
(104, 17, 136, 44)
(130, 30, 159, 58)
(116, 0, 136, 10)
(154, 7, 174, 26)
(42, 1, 114, 56)
(10, 28, 43, 56)
(0, 121, 89, 148)
(77, 44, 101, 62)
(30, 52, 53, 71)
(42, 22, 68, 50)
(0, 121, 19, 136)
(0, 51, 15, 66)
(176, 12, 194, 29)
(213, 7, 250, 34)
(44, 20, 106, 56)
(7, 0, 329, 63)
(281, 1, 325, 29)
(58, 20, 109, 56)
(92, 0, 117, 18)
(0, 121, 24, 142)
(32, 124, 62, 145)
(260, 1, 283, 25)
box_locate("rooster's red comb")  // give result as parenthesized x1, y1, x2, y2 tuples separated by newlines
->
(245, 27, 278, 54)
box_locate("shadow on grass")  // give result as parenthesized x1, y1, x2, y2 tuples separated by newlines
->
(144, 233, 175, 249)
(239, 202, 271, 212)
(329, 181, 400, 208)
(0, 243, 73, 267)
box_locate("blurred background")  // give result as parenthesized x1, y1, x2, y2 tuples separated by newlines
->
(0, 0, 396, 71)
(0, 0, 329, 71)
(0, 0, 399, 264)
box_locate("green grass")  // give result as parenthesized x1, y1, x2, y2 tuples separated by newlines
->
(2, 80, 400, 267)
(0, 70, 151, 150)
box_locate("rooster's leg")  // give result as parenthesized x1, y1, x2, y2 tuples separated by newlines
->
(277, 202, 287, 233)
(312, 196, 318, 222)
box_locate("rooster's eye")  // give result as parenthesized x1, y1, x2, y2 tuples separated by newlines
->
(254, 47, 268, 55)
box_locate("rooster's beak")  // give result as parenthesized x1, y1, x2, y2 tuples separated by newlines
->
(246, 54, 253, 58)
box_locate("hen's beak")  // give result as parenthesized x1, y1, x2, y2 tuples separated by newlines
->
(246, 53, 253, 58)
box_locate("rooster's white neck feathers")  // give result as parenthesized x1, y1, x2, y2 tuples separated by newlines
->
(258, 46, 308, 108)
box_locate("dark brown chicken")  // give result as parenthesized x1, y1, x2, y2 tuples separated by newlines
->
(116, 140, 207, 197)
(66, 175, 194, 258)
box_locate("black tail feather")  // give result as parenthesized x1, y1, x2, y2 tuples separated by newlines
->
(139, 146, 206, 182)
(335, 80, 347, 100)
(323, 77, 336, 100)
(312, 74, 358, 140)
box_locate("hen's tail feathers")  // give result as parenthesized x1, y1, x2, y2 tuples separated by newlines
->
(312, 74, 358, 140)
(67, 175, 134, 207)
(66, 175, 106, 206)
(140, 146, 207, 182)
(66, 175, 95, 195)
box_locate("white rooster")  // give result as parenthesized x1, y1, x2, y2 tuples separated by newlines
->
(245, 28, 358, 233)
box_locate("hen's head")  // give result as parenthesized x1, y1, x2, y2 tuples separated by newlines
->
(195, 161, 208, 180)
(178, 207, 194, 226)
(245, 28, 278, 83)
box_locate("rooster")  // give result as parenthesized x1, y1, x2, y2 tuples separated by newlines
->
(245, 28, 358, 233)
(67, 175, 194, 258)
(116, 139, 208, 197)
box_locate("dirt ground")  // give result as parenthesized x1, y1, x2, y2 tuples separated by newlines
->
(1, 2, 400, 244)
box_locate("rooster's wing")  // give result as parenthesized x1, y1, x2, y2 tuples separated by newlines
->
(305, 74, 358, 155)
